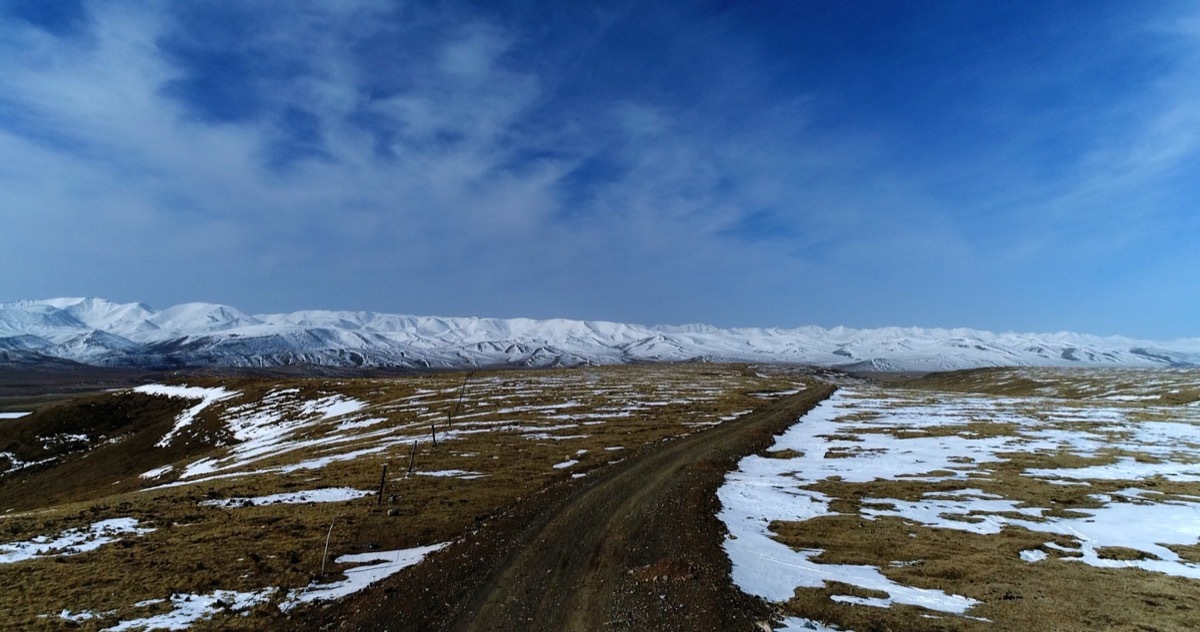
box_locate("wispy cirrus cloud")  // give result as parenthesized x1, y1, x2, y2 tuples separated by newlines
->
(1, 1, 1198, 337)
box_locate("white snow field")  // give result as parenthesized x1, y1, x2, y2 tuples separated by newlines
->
(722, 369, 1200, 629)
(3, 296, 1200, 371)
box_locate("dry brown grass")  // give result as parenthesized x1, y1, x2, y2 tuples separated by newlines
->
(7, 365, 1198, 630)
(0, 363, 817, 630)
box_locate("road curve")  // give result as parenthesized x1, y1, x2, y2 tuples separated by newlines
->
(322, 384, 835, 632)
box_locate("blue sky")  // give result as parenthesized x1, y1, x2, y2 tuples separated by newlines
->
(1, 1, 1198, 338)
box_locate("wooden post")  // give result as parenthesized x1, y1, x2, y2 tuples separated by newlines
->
(449, 372, 471, 426)
(408, 441, 417, 474)
(430, 420, 438, 447)
(321, 518, 335, 576)
(377, 464, 387, 506)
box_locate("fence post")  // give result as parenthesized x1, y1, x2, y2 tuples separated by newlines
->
(377, 464, 387, 506)
(321, 518, 335, 576)
(449, 372, 471, 426)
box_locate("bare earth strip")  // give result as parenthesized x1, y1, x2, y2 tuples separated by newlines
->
(311, 385, 836, 631)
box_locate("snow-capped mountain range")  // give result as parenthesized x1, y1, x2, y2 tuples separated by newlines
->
(1, 297, 1198, 372)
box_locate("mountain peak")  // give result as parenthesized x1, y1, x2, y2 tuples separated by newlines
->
(0, 297, 1196, 371)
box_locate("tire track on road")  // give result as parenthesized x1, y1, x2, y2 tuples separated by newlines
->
(323, 384, 835, 631)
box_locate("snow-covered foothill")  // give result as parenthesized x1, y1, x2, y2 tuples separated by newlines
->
(4, 297, 1200, 371)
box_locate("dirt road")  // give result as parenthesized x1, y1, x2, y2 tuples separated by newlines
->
(316, 384, 835, 631)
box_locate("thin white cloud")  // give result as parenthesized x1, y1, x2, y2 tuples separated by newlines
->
(1, 1, 1196, 335)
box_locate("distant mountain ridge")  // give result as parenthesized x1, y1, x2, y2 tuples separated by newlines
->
(1, 297, 1198, 372)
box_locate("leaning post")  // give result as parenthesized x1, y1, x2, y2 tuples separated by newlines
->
(377, 464, 387, 506)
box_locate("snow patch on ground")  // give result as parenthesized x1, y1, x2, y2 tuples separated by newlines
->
(199, 488, 372, 508)
(139, 465, 174, 480)
(1027, 458, 1200, 482)
(415, 469, 482, 478)
(1020, 549, 1048, 562)
(775, 616, 844, 631)
(134, 384, 239, 447)
(300, 395, 366, 420)
(718, 384, 1200, 624)
(1, 518, 154, 564)
(337, 417, 386, 431)
(172, 389, 371, 480)
(0, 412, 30, 419)
(58, 609, 111, 623)
(283, 543, 449, 609)
(861, 489, 1200, 577)
(98, 543, 448, 629)
(134, 371, 749, 496)
(103, 589, 273, 631)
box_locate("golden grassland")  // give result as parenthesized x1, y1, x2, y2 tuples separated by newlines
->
(0, 363, 815, 630)
(4, 365, 1199, 631)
